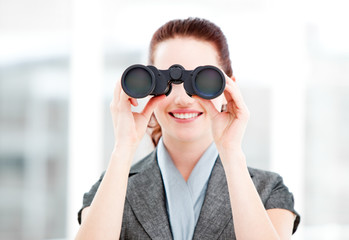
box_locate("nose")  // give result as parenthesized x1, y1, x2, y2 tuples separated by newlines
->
(171, 83, 195, 106)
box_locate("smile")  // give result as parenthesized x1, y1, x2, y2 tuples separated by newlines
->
(169, 112, 203, 120)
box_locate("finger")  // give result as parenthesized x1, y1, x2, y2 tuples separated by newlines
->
(224, 81, 247, 111)
(224, 83, 249, 121)
(223, 89, 238, 117)
(110, 79, 121, 105)
(225, 76, 235, 86)
(116, 87, 136, 111)
(222, 74, 236, 104)
(192, 95, 219, 119)
(114, 79, 123, 102)
(141, 95, 166, 120)
(110, 79, 123, 114)
(129, 98, 138, 107)
(224, 85, 242, 113)
(219, 68, 235, 86)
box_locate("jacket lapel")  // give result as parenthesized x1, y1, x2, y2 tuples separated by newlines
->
(126, 151, 173, 240)
(193, 157, 255, 239)
(193, 157, 233, 240)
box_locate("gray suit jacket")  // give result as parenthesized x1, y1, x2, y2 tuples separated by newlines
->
(78, 150, 300, 239)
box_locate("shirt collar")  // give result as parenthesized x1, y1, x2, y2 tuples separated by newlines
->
(157, 137, 218, 185)
(156, 137, 218, 240)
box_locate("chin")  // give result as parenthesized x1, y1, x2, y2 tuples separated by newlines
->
(171, 131, 204, 143)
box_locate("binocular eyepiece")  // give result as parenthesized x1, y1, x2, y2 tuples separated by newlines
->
(121, 64, 226, 99)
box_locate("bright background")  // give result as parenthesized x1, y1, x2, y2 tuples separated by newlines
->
(1, 0, 349, 239)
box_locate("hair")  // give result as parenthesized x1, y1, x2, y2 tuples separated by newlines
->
(147, 17, 232, 146)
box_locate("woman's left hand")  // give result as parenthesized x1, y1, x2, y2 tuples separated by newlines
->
(194, 75, 250, 153)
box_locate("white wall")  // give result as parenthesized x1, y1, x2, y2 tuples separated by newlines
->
(1, 0, 349, 239)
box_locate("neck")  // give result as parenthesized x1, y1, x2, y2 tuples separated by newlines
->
(162, 135, 213, 181)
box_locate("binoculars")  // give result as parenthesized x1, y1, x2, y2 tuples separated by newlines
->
(121, 64, 226, 99)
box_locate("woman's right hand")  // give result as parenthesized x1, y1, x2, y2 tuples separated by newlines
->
(110, 79, 165, 150)
(77, 79, 163, 240)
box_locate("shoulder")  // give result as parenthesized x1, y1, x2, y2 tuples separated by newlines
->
(247, 167, 300, 233)
(129, 150, 157, 176)
(247, 167, 289, 201)
(247, 167, 282, 186)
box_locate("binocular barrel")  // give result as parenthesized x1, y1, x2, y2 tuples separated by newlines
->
(121, 64, 226, 99)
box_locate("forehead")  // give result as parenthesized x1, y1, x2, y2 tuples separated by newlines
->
(153, 37, 220, 70)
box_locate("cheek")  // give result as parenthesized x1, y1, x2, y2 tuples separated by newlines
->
(153, 101, 167, 123)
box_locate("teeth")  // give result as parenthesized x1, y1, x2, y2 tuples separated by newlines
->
(173, 113, 199, 119)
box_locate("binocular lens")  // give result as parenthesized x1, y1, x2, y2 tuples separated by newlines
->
(195, 68, 223, 98)
(123, 67, 153, 97)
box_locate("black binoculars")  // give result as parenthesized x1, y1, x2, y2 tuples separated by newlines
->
(121, 64, 226, 99)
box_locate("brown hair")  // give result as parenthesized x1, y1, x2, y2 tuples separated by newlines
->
(147, 17, 232, 146)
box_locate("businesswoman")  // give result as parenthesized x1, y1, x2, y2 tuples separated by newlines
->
(76, 17, 300, 240)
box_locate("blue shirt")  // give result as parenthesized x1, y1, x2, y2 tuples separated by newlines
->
(157, 138, 218, 240)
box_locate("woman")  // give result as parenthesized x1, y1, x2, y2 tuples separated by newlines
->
(76, 18, 300, 239)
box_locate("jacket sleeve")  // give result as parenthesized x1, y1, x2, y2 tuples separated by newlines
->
(77, 171, 106, 225)
(264, 174, 301, 234)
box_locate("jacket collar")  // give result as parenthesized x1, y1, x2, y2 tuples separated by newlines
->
(193, 157, 255, 239)
(127, 150, 173, 239)
(193, 156, 232, 239)
(126, 150, 254, 239)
